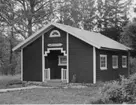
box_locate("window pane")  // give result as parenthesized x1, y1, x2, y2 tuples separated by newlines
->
(100, 55, 107, 70)
(122, 56, 127, 68)
(59, 56, 67, 65)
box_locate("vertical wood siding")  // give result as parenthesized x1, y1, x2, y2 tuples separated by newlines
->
(96, 49, 128, 82)
(69, 35, 93, 83)
(44, 27, 67, 53)
(23, 36, 42, 81)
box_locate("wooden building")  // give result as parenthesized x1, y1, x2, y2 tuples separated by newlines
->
(13, 23, 131, 83)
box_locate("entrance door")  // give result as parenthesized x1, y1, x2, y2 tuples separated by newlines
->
(49, 57, 60, 79)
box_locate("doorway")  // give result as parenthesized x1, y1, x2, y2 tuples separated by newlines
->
(45, 50, 65, 79)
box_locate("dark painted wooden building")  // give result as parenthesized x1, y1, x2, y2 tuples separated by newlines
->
(13, 23, 131, 83)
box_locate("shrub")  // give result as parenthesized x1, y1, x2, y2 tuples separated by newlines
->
(71, 74, 76, 83)
(89, 73, 136, 104)
(129, 58, 136, 74)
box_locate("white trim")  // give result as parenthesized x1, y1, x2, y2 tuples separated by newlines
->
(12, 23, 52, 51)
(93, 47, 96, 84)
(12, 22, 102, 52)
(100, 54, 107, 70)
(122, 56, 127, 68)
(47, 43, 62, 47)
(112, 55, 118, 69)
(21, 49, 23, 81)
(44, 48, 67, 56)
(13, 22, 130, 52)
(61, 68, 67, 81)
(42, 35, 44, 82)
(44, 47, 68, 82)
(67, 33, 69, 83)
(50, 30, 60, 37)
(45, 68, 50, 80)
(58, 56, 67, 66)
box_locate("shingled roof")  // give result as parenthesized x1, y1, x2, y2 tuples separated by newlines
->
(13, 22, 131, 51)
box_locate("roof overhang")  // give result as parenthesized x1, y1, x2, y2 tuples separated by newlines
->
(12, 23, 54, 51)
(12, 22, 132, 52)
(100, 47, 132, 51)
(12, 23, 101, 51)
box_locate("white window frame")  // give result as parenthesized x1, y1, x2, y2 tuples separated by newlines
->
(58, 56, 67, 66)
(122, 56, 127, 68)
(100, 54, 107, 70)
(112, 55, 118, 69)
(50, 30, 60, 37)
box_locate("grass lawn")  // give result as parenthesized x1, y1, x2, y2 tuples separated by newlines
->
(0, 75, 102, 104)
(0, 74, 22, 89)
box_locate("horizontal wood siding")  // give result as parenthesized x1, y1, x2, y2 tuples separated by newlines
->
(44, 27, 66, 53)
(96, 49, 128, 82)
(69, 35, 93, 83)
(23, 36, 42, 81)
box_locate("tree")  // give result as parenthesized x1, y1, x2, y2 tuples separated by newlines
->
(13, 0, 57, 38)
(0, 0, 61, 75)
(0, 0, 58, 39)
(91, 0, 131, 41)
(57, 0, 96, 29)
(121, 21, 136, 50)
(0, 0, 20, 75)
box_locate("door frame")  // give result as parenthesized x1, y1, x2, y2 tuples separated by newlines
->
(42, 33, 69, 83)
(44, 48, 68, 81)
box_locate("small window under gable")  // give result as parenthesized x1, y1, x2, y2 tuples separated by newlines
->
(100, 54, 107, 70)
(112, 55, 118, 69)
(122, 56, 127, 68)
(50, 30, 60, 37)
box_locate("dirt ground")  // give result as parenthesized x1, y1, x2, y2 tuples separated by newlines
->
(0, 86, 100, 104)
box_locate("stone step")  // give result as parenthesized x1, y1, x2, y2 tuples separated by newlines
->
(44, 79, 67, 87)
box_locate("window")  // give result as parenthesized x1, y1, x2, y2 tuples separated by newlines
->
(122, 56, 127, 68)
(100, 55, 107, 70)
(50, 30, 60, 37)
(112, 55, 118, 69)
(58, 56, 67, 66)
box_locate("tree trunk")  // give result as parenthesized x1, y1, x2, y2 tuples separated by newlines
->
(28, 19, 32, 37)
(9, 27, 14, 75)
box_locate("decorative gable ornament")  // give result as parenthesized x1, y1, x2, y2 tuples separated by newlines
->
(50, 30, 60, 37)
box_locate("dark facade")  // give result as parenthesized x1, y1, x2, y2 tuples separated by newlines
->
(96, 49, 128, 82)
(44, 27, 67, 52)
(69, 35, 93, 83)
(22, 26, 129, 83)
(23, 36, 42, 81)
(44, 27, 67, 80)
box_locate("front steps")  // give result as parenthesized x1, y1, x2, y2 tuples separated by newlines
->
(45, 79, 67, 87)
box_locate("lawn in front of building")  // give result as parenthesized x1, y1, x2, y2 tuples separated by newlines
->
(0, 74, 103, 104)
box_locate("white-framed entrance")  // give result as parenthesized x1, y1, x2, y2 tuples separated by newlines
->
(44, 48, 68, 83)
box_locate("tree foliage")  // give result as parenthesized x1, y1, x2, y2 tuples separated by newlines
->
(57, 0, 96, 29)
(121, 21, 136, 50)
(93, 0, 131, 41)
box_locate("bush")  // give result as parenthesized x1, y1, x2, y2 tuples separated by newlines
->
(89, 73, 136, 104)
(71, 74, 76, 83)
(129, 58, 136, 74)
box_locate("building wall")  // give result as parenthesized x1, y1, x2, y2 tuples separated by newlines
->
(44, 27, 67, 53)
(44, 27, 67, 81)
(23, 36, 42, 81)
(69, 35, 93, 83)
(96, 49, 128, 82)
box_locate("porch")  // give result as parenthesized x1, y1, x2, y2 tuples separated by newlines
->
(44, 49, 68, 83)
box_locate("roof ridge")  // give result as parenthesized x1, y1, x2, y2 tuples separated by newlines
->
(53, 22, 131, 50)
(13, 22, 131, 51)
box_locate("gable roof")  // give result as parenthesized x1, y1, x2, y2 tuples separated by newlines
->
(13, 22, 131, 51)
